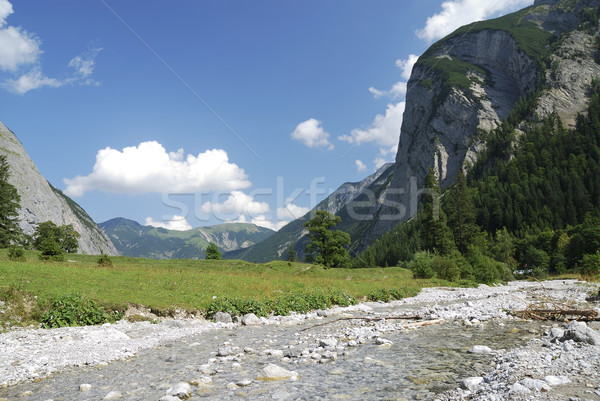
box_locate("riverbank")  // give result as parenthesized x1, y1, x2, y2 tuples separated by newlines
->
(1, 279, 598, 400)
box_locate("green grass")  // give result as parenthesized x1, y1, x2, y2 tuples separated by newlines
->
(419, 57, 488, 92)
(0, 250, 451, 320)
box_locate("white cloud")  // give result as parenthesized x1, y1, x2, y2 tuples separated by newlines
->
(4, 67, 62, 93)
(291, 118, 334, 150)
(0, 1, 102, 94)
(339, 102, 404, 148)
(355, 160, 367, 173)
(416, 0, 533, 42)
(63, 141, 251, 196)
(374, 157, 388, 170)
(200, 191, 270, 218)
(276, 203, 310, 220)
(368, 81, 407, 99)
(145, 215, 192, 231)
(395, 54, 419, 80)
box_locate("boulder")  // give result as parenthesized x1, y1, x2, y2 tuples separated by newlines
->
(257, 363, 299, 381)
(461, 377, 484, 391)
(561, 321, 600, 345)
(242, 313, 261, 326)
(214, 312, 232, 324)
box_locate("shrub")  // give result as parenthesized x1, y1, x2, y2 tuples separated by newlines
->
(8, 246, 25, 262)
(38, 239, 64, 261)
(580, 252, 600, 279)
(409, 251, 435, 279)
(40, 294, 122, 328)
(97, 254, 113, 267)
(431, 254, 461, 282)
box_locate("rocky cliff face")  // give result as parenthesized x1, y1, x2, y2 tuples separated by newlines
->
(366, 0, 600, 241)
(0, 121, 118, 255)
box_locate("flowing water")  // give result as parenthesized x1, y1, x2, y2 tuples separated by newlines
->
(0, 307, 546, 401)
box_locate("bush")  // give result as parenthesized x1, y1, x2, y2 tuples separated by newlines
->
(38, 239, 64, 261)
(8, 246, 25, 262)
(409, 251, 435, 279)
(431, 254, 461, 282)
(97, 254, 113, 267)
(580, 252, 600, 279)
(40, 294, 122, 328)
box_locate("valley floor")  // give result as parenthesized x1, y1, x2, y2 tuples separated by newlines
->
(0, 280, 599, 400)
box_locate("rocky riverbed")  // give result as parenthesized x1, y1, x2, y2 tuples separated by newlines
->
(0, 280, 599, 401)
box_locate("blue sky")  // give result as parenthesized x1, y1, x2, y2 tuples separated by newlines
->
(0, 0, 532, 231)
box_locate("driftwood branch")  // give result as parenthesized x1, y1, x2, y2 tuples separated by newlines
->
(514, 303, 600, 322)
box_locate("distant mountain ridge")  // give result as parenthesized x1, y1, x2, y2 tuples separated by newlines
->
(225, 163, 395, 262)
(99, 218, 274, 259)
(0, 121, 117, 255)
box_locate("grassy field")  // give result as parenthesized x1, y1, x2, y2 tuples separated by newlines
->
(0, 250, 454, 323)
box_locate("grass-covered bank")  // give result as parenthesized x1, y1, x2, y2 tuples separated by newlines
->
(0, 250, 451, 329)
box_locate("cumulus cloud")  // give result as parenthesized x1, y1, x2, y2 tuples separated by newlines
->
(395, 54, 419, 80)
(276, 203, 310, 220)
(0, 1, 102, 94)
(63, 141, 250, 196)
(145, 215, 192, 231)
(355, 160, 367, 173)
(291, 118, 334, 150)
(339, 102, 404, 147)
(200, 191, 270, 219)
(416, 0, 533, 42)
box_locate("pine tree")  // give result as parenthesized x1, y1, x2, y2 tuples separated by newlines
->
(205, 242, 222, 260)
(420, 169, 455, 255)
(445, 171, 484, 253)
(0, 155, 22, 247)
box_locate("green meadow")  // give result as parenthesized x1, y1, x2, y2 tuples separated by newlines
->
(0, 250, 457, 328)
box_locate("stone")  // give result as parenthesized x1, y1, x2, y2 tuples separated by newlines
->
(232, 362, 242, 369)
(190, 376, 212, 386)
(561, 321, 600, 345)
(237, 379, 252, 387)
(520, 378, 551, 392)
(375, 338, 393, 346)
(79, 384, 92, 392)
(166, 382, 192, 398)
(257, 363, 299, 381)
(214, 312, 232, 324)
(217, 347, 234, 357)
(241, 313, 261, 326)
(544, 375, 571, 386)
(508, 383, 531, 395)
(316, 310, 332, 317)
(462, 377, 484, 391)
(549, 327, 565, 340)
(319, 338, 337, 348)
(468, 345, 492, 354)
(159, 397, 181, 401)
(103, 391, 122, 400)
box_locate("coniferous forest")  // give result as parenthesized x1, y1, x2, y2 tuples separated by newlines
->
(353, 80, 600, 283)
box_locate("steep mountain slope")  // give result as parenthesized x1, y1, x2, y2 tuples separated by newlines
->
(0, 121, 117, 255)
(100, 218, 274, 259)
(366, 0, 600, 243)
(225, 163, 395, 262)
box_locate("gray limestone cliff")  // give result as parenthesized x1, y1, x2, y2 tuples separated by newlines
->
(366, 0, 600, 241)
(0, 121, 118, 255)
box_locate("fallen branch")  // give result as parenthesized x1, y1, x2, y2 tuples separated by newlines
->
(514, 303, 600, 322)
(299, 315, 423, 332)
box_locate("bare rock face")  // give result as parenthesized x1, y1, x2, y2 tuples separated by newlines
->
(0, 121, 118, 255)
(365, 0, 600, 241)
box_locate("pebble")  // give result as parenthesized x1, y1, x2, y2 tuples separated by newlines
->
(103, 391, 122, 400)
(468, 345, 492, 354)
(166, 382, 192, 398)
(257, 363, 299, 380)
(462, 377, 484, 391)
(79, 383, 92, 392)
(241, 313, 261, 326)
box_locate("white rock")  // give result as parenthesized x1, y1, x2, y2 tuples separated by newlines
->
(468, 345, 492, 354)
(375, 338, 393, 346)
(159, 397, 181, 401)
(319, 338, 337, 348)
(462, 377, 484, 391)
(103, 391, 122, 400)
(508, 383, 531, 394)
(79, 383, 92, 392)
(544, 375, 571, 386)
(520, 378, 551, 392)
(213, 312, 232, 324)
(347, 340, 357, 347)
(237, 379, 252, 387)
(232, 362, 242, 369)
(257, 363, 299, 380)
(190, 376, 212, 386)
(241, 313, 261, 326)
(166, 382, 192, 398)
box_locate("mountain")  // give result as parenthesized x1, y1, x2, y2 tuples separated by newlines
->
(225, 163, 395, 262)
(0, 121, 117, 255)
(362, 0, 600, 245)
(99, 218, 274, 259)
(0, 122, 118, 255)
(232, 0, 600, 263)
